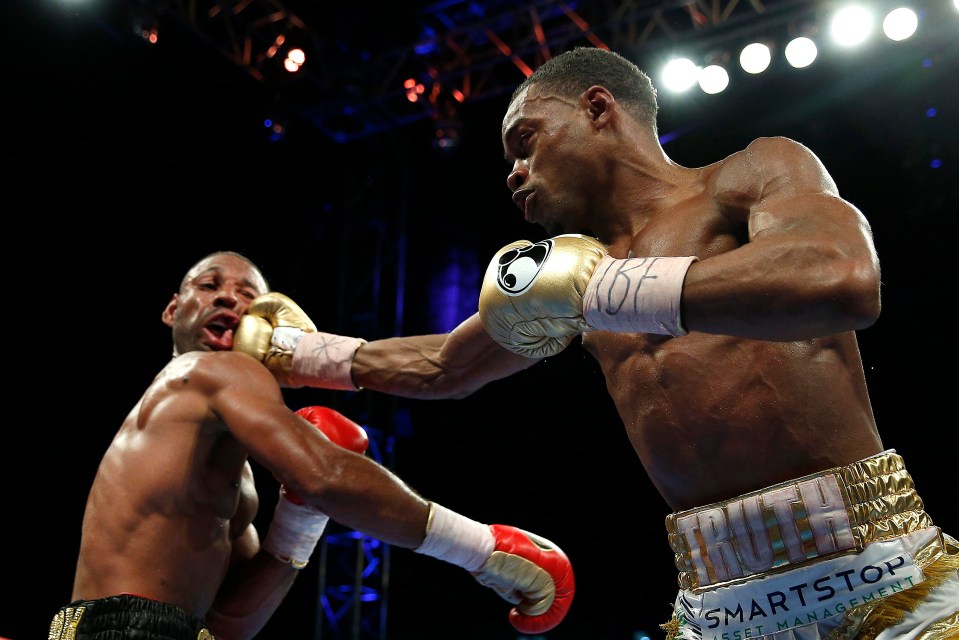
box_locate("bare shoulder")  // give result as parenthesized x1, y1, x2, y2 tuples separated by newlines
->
(713, 136, 824, 177)
(744, 135, 811, 157)
(703, 138, 802, 205)
(161, 351, 277, 394)
(703, 136, 840, 219)
(742, 136, 839, 195)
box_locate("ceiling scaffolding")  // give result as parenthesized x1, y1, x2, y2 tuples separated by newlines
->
(131, 0, 827, 141)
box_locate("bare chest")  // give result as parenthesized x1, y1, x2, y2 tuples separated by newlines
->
(580, 331, 878, 509)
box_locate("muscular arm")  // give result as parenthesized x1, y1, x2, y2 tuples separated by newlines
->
(174, 352, 436, 638)
(351, 313, 538, 398)
(205, 523, 298, 640)
(208, 353, 433, 547)
(682, 137, 881, 341)
(200, 354, 574, 636)
(201, 459, 299, 639)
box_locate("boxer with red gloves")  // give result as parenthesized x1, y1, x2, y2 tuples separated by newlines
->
(52, 252, 575, 640)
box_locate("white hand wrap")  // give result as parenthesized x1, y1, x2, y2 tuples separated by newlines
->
(262, 496, 330, 569)
(583, 255, 697, 336)
(289, 331, 367, 391)
(414, 502, 494, 572)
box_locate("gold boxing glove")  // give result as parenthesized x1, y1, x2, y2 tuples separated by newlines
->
(479, 234, 608, 358)
(233, 292, 317, 386)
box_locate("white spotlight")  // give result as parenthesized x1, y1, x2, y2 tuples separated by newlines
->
(883, 7, 919, 40)
(699, 65, 729, 94)
(784, 37, 818, 68)
(739, 42, 771, 74)
(288, 48, 306, 65)
(661, 57, 700, 92)
(830, 5, 874, 47)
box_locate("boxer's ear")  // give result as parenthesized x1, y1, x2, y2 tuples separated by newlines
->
(582, 85, 614, 129)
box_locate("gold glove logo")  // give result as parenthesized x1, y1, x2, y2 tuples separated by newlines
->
(495, 239, 553, 296)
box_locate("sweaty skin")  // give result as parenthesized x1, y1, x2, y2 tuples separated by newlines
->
(72, 254, 431, 640)
(350, 80, 884, 512)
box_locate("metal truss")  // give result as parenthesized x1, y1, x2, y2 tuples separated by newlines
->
(132, 0, 831, 142)
(315, 426, 397, 640)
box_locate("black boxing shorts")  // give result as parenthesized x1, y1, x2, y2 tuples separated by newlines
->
(48, 594, 214, 640)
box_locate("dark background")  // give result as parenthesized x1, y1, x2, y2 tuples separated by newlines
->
(4, 0, 958, 639)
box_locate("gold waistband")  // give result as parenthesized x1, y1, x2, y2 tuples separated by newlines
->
(666, 450, 935, 591)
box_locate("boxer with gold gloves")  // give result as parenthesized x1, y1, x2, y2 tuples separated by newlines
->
(234, 45, 958, 640)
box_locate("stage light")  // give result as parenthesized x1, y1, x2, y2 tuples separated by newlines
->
(265, 34, 285, 60)
(830, 5, 874, 47)
(263, 118, 286, 143)
(288, 48, 305, 65)
(433, 122, 461, 150)
(784, 36, 818, 68)
(132, 16, 158, 44)
(661, 57, 700, 92)
(404, 78, 425, 103)
(698, 65, 729, 94)
(276, 47, 306, 73)
(429, 84, 464, 152)
(883, 7, 918, 41)
(739, 42, 771, 74)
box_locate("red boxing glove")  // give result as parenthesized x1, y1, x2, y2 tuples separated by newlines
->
(473, 525, 575, 634)
(295, 406, 369, 454)
(282, 406, 369, 506)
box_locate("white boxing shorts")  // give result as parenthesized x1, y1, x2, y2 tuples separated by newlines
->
(661, 450, 959, 640)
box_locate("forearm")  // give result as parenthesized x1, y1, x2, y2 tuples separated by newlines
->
(206, 551, 298, 640)
(292, 451, 434, 547)
(678, 159, 883, 340)
(235, 294, 535, 394)
(679, 236, 881, 341)
(352, 314, 536, 399)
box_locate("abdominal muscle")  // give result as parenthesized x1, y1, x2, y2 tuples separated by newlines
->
(583, 329, 884, 512)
